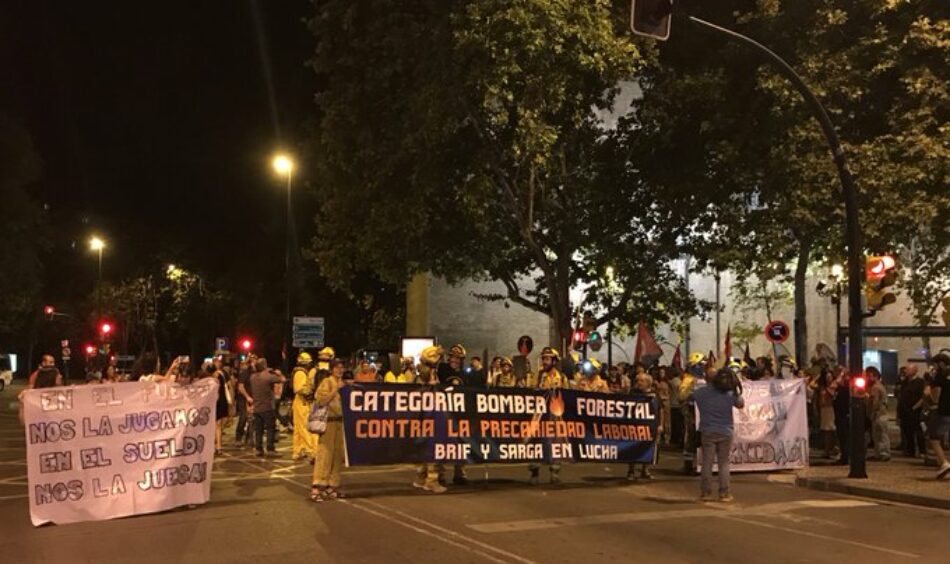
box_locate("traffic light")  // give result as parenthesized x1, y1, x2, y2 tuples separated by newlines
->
(99, 321, 113, 337)
(631, 0, 673, 41)
(44, 305, 55, 319)
(588, 331, 604, 352)
(852, 374, 868, 396)
(84, 344, 97, 356)
(572, 329, 588, 348)
(240, 338, 253, 352)
(865, 255, 897, 312)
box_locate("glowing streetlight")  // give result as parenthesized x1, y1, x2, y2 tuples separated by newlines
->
(272, 154, 294, 176)
(830, 264, 844, 279)
(89, 236, 107, 316)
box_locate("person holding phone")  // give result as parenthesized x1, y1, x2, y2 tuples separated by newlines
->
(248, 357, 286, 458)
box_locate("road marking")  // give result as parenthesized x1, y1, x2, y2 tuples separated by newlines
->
(721, 515, 920, 559)
(358, 498, 538, 564)
(468, 499, 878, 533)
(222, 453, 534, 564)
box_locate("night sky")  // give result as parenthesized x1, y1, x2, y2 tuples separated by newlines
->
(2, 0, 316, 305)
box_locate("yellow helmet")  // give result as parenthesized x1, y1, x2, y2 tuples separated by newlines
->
(500, 356, 513, 367)
(589, 358, 602, 371)
(420, 345, 444, 367)
(449, 344, 467, 359)
(317, 347, 335, 360)
(688, 352, 706, 366)
(296, 351, 313, 365)
(540, 347, 560, 361)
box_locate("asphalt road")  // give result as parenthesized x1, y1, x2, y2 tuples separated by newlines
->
(2, 384, 948, 564)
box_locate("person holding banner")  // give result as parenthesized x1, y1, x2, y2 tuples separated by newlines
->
(384, 356, 416, 383)
(627, 372, 665, 481)
(491, 357, 518, 388)
(311, 359, 348, 501)
(695, 368, 745, 502)
(529, 347, 570, 485)
(412, 345, 448, 493)
(438, 344, 469, 485)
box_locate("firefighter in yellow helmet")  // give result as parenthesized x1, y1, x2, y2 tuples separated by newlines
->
(679, 351, 706, 473)
(437, 343, 468, 485)
(492, 357, 518, 388)
(529, 347, 570, 485)
(384, 356, 417, 383)
(317, 347, 335, 371)
(413, 345, 447, 494)
(291, 351, 317, 462)
(575, 358, 609, 393)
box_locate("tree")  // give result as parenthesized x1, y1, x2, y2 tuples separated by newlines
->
(630, 0, 948, 362)
(306, 0, 707, 347)
(0, 114, 47, 357)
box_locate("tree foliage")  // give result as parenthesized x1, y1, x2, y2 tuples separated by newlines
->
(306, 0, 708, 345)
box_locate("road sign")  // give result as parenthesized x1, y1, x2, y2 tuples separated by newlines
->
(61, 347, 71, 361)
(61, 340, 70, 348)
(517, 335, 534, 356)
(293, 316, 325, 348)
(215, 337, 229, 354)
(765, 320, 791, 344)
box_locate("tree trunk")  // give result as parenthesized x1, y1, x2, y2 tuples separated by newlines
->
(793, 239, 812, 367)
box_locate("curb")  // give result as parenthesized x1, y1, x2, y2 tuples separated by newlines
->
(795, 476, 950, 510)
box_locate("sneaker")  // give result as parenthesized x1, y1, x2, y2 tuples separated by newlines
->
(265, 451, 280, 458)
(255, 450, 265, 458)
(937, 462, 950, 480)
(626, 471, 638, 482)
(529, 472, 540, 486)
(640, 468, 653, 480)
(719, 493, 735, 503)
(423, 481, 447, 494)
(550, 472, 561, 485)
(699, 493, 715, 502)
(412, 479, 427, 490)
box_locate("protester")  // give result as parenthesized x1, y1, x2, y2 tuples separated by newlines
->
(487, 356, 503, 387)
(248, 358, 286, 458)
(234, 358, 253, 444)
(353, 359, 379, 383)
(311, 359, 348, 502)
(897, 365, 926, 458)
(831, 366, 851, 465)
(607, 364, 631, 395)
(528, 347, 570, 485)
(491, 357, 518, 388)
(628, 372, 665, 481)
(26, 354, 58, 389)
(655, 367, 672, 445)
(205, 360, 231, 455)
(694, 368, 745, 502)
(384, 356, 416, 383)
(575, 358, 609, 392)
(866, 366, 891, 461)
(467, 356, 488, 388)
(678, 354, 704, 473)
(438, 344, 469, 485)
(291, 352, 317, 463)
(815, 368, 838, 459)
(413, 345, 447, 493)
(926, 353, 950, 479)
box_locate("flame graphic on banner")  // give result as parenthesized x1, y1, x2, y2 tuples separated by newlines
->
(548, 392, 565, 417)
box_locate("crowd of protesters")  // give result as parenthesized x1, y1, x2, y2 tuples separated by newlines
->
(14, 342, 950, 502)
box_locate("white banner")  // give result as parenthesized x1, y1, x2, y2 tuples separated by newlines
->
(23, 380, 218, 526)
(699, 379, 809, 473)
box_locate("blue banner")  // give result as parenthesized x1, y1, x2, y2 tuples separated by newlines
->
(340, 384, 658, 466)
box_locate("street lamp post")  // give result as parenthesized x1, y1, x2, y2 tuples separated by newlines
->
(272, 153, 295, 373)
(89, 236, 106, 317)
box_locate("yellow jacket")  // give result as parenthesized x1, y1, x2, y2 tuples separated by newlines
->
(293, 367, 313, 400)
(575, 375, 610, 393)
(315, 376, 343, 417)
(384, 370, 416, 384)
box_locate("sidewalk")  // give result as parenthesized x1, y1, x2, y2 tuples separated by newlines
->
(796, 454, 950, 510)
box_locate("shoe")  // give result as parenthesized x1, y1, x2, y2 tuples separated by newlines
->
(412, 479, 426, 490)
(550, 473, 561, 485)
(626, 472, 638, 482)
(640, 468, 653, 480)
(719, 493, 735, 503)
(265, 451, 280, 458)
(423, 481, 447, 494)
(937, 462, 950, 480)
(529, 472, 540, 486)
(453, 476, 468, 486)
(255, 450, 265, 458)
(699, 493, 715, 502)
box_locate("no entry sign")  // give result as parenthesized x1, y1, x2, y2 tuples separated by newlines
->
(765, 320, 790, 344)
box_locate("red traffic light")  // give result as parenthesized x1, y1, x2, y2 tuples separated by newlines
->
(99, 322, 113, 335)
(572, 330, 588, 346)
(866, 255, 896, 280)
(44, 305, 55, 316)
(853, 376, 867, 391)
(84, 344, 97, 356)
(240, 338, 253, 351)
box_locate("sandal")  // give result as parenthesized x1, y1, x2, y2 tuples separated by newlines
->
(310, 486, 325, 502)
(324, 487, 345, 500)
